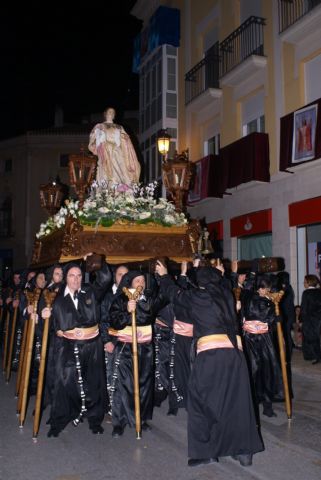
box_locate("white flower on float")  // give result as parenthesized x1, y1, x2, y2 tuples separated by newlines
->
(139, 212, 152, 219)
(98, 207, 110, 213)
(164, 215, 176, 224)
(153, 204, 165, 210)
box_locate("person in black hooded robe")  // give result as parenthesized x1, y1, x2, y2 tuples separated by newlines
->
(43, 256, 112, 437)
(277, 271, 295, 360)
(4, 270, 24, 372)
(300, 274, 321, 364)
(108, 270, 166, 437)
(100, 264, 129, 413)
(38, 264, 64, 410)
(156, 260, 264, 468)
(242, 275, 284, 418)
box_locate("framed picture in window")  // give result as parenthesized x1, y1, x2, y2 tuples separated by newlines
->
(292, 104, 318, 163)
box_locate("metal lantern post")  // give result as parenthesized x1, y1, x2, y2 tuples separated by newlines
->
(39, 181, 64, 216)
(157, 129, 171, 160)
(162, 150, 194, 213)
(68, 152, 97, 207)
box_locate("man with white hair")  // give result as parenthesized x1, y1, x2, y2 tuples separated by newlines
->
(43, 255, 112, 437)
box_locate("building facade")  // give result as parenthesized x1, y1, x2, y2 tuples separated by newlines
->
(132, 0, 321, 302)
(0, 127, 89, 275)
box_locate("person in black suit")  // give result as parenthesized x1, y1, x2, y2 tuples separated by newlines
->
(43, 254, 112, 437)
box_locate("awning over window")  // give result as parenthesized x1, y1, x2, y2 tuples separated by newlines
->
(230, 209, 272, 237)
(289, 196, 321, 226)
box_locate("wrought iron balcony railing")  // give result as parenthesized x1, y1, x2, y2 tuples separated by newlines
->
(220, 16, 266, 78)
(185, 53, 220, 105)
(278, 0, 321, 33)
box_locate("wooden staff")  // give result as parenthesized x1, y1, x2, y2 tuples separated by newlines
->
(233, 287, 242, 302)
(19, 288, 41, 427)
(5, 291, 20, 383)
(0, 284, 3, 330)
(123, 285, 143, 439)
(2, 289, 13, 371)
(17, 291, 34, 409)
(0, 304, 3, 331)
(33, 289, 57, 440)
(15, 317, 29, 399)
(233, 286, 242, 315)
(2, 310, 11, 372)
(267, 290, 292, 419)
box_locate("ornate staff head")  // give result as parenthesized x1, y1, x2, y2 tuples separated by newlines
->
(123, 286, 143, 302)
(43, 289, 58, 309)
(267, 290, 285, 316)
(25, 288, 42, 309)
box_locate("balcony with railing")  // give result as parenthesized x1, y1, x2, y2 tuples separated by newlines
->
(187, 133, 270, 201)
(185, 53, 221, 111)
(278, 0, 321, 33)
(278, 0, 321, 43)
(219, 16, 267, 88)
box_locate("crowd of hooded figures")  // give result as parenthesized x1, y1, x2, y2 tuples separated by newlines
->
(2, 253, 310, 468)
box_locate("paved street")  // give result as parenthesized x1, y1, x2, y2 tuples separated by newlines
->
(1, 350, 321, 480)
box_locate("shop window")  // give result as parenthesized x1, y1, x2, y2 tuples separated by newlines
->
(237, 232, 272, 260)
(297, 223, 321, 301)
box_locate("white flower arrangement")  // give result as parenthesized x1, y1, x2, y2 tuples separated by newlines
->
(36, 181, 188, 238)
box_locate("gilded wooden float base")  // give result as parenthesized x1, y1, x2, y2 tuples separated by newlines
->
(30, 219, 200, 268)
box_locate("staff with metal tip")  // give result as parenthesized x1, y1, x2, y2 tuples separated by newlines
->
(267, 290, 292, 420)
(123, 285, 143, 439)
(19, 288, 42, 428)
(32, 289, 57, 441)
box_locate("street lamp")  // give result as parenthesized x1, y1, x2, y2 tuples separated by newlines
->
(157, 129, 171, 160)
(162, 149, 194, 213)
(68, 151, 97, 208)
(39, 180, 63, 216)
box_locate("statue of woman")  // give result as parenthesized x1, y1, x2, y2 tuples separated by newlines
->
(88, 107, 141, 186)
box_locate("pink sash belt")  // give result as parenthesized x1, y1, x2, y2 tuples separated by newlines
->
(62, 324, 99, 340)
(108, 325, 152, 344)
(155, 318, 168, 328)
(173, 319, 193, 337)
(243, 320, 268, 334)
(197, 334, 243, 354)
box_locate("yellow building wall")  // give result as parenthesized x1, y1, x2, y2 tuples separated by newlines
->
(262, 0, 277, 175)
(283, 42, 303, 114)
(177, 0, 290, 173)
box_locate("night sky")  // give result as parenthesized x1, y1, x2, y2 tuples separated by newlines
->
(0, 2, 142, 140)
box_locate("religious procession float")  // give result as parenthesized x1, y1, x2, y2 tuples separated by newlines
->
(30, 153, 202, 269)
